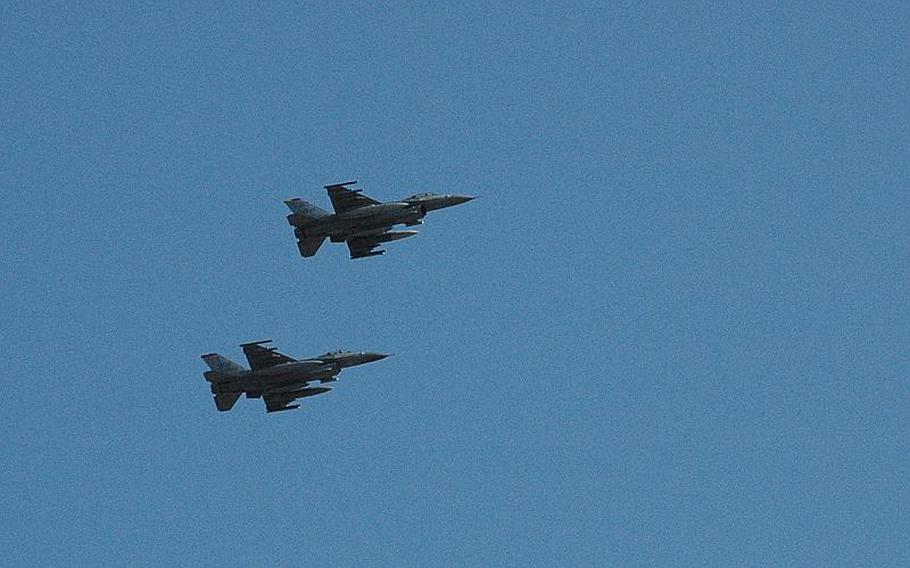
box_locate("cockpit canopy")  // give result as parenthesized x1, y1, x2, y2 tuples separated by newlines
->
(321, 349, 352, 357)
(406, 192, 436, 200)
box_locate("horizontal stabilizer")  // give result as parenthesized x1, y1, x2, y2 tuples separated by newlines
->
(214, 392, 241, 412)
(297, 236, 326, 257)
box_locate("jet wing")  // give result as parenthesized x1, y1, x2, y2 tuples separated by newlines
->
(241, 340, 296, 371)
(326, 182, 381, 214)
(263, 386, 332, 413)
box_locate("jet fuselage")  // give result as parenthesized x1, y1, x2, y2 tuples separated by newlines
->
(293, 202, 424, 238)
(284, 185, 474, 259)
(208, 352, 388, 399)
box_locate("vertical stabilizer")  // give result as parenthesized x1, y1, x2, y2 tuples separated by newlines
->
(201, 354, 245, 376)
(284, 198, 330, 219)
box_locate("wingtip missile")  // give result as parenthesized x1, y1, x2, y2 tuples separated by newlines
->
(324, 180, 358, 189)
(239, 339, 274, 347)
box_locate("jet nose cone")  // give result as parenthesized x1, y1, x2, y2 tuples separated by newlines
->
(364, 352, 390, 363)
(450, 195, 475, 206)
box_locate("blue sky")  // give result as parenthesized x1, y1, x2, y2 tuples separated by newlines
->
(1, 3, 908, 566)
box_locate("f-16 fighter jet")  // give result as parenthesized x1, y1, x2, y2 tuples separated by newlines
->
(201, 340, 389, 413)
(284, 181, 474, 259)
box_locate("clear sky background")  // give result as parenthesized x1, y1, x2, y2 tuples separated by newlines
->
(1, 3, 908, 566)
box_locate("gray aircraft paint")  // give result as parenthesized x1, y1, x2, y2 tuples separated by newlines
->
(201, 340, 388, 413)
(284, 181, 474, 259)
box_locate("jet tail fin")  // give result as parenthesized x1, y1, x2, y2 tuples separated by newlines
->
(201, 354, 245, 376)
(285, 198, 330, 220)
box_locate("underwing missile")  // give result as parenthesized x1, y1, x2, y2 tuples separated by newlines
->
(374, 230, 418, 243)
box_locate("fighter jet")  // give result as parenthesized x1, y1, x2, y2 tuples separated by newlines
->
(201, 340, 389, 413)
(284, 181, 474, 259)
